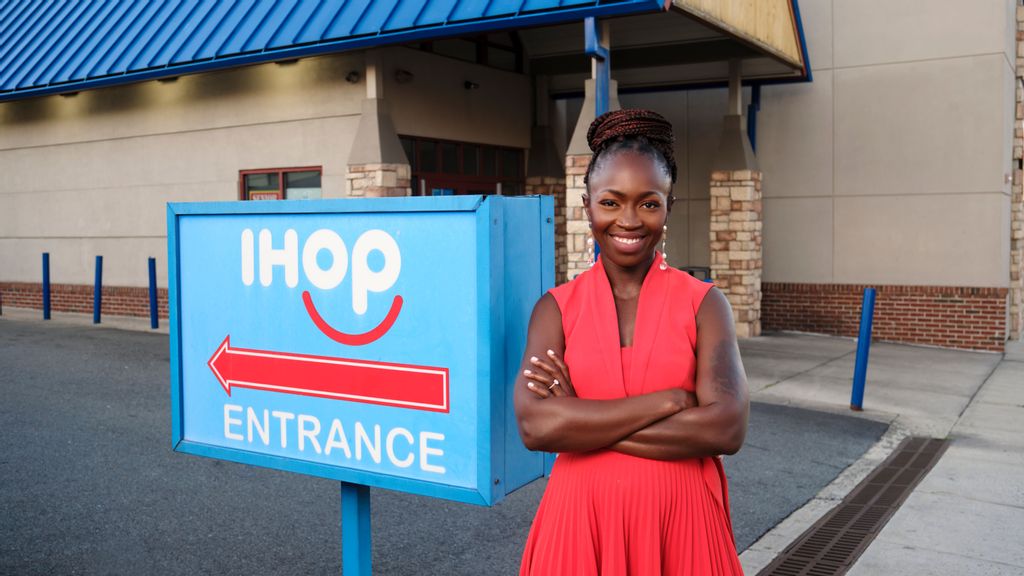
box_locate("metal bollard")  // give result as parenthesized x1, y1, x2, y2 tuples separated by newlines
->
(93, 256, 103, 324)
(850, 287, 877, 411)
(42, 253, 51, 320)
(148, 258, 159, 329)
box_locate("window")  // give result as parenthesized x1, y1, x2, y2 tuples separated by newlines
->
(240, 167, 322, 200)
(398, 136, 524, 197)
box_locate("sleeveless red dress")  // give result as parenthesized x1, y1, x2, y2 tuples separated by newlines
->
(519, 253, 744, 575)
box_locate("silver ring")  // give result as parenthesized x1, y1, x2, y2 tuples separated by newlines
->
(548, 380, 559, 390)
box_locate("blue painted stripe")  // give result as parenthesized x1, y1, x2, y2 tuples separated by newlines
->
(0, 0, 664, 101)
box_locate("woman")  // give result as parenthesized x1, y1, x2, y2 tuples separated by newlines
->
(515, 109, 749, 575)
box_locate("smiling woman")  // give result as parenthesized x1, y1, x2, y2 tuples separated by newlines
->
(515, 109, 749, 575)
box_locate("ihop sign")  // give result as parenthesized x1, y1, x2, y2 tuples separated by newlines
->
(168, 195, 554, 505)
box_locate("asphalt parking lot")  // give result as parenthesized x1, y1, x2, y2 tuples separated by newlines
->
(0, 318, 887, 575)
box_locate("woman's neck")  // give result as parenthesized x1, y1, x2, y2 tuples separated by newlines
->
(601, 252, 655, 300)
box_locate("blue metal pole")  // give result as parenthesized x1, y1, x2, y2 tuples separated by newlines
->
(93, 255, 103, 324)
(850, 287, 877, 411)
(148, 257, 159, 329)
(584, 16, 609, 263)
(42, 252, 51, 320)
(341, 482, 371, 576)
(584, 17, 610, 117)
(747, 84, 761, 152)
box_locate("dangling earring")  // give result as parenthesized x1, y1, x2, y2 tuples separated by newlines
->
(586, 235, 595, 267)
(659, 224, 669, 270)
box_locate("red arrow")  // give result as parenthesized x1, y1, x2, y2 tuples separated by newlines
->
(207, 336, 449, 413)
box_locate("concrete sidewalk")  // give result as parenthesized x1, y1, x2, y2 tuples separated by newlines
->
(736, 332, 1023, 576)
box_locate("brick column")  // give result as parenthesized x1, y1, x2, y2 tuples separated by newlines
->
(1011, 5, 1024, 340)
(564, 154, 593, 282)
(346, 163, 411, 197)
(710, 169, 763, 338)
(525, 176, 568, 284)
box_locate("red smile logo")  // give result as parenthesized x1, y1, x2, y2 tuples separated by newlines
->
(302, 291, 403, 346)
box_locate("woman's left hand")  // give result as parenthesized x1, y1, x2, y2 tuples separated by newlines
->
(524, 349, 577, 399)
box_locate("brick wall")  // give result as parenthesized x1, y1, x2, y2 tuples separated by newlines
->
(0, 282, 169, 319)
(763, 283, 1007, 352)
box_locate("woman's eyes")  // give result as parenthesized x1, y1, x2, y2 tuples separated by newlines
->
(598, 200, 660, 209)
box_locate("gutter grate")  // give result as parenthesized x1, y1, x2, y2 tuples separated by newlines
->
(756, 437, 949, 576)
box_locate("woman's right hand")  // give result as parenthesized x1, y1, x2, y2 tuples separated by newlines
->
(523, 349, 577, 399)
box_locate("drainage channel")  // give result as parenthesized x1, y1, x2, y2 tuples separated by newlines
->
(757, 436, 950, 576)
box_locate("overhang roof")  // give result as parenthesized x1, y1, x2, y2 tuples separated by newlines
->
(0, 0, 666, 102)
(526, 1, 809, 94)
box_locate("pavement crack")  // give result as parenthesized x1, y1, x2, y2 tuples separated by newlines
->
(916, 488, 1024, 511)
(757, 349, 857, 391)
(952, 359, 1002, 426)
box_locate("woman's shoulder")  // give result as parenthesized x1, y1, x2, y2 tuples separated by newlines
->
(664, 267, 716, 314)
(547, 267, 592, 310)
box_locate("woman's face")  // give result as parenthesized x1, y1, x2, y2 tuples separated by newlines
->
(585, 150, 673, 271)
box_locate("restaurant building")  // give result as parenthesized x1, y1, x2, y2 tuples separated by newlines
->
(1, 1, 1020, 351)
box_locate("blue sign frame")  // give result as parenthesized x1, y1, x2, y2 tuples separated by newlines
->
(168, 195, 553, 506)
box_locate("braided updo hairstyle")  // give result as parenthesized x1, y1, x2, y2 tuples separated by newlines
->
(584, 108, 677, 188)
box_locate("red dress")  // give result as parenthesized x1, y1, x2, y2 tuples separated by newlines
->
(519, 253, 744, 575)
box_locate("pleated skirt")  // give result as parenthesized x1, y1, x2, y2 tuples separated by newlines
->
(519, 451, 744, 576)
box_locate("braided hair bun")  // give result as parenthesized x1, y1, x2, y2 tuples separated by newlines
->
(584, 108, 677, 185)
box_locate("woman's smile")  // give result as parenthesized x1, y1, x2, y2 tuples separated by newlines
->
(609, 233, 648, 251)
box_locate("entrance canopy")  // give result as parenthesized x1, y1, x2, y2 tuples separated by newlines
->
(528, 0, 810, 93)
(0, 0, 808, 102)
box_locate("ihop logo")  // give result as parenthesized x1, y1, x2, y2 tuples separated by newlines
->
(239, 228, 404, 345)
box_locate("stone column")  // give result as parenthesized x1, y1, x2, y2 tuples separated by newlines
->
(560, 79, 621, 282)
(346, 52, 410, 198)
(564, 154, 593, 281)
(709, 60, 763, 338)
(525, 176, 569, 283)
(525, 77, 568, 282)
(710, 170, 763, 338)
(1010, 5, 1024, 340)
(347, 163, 411, 197)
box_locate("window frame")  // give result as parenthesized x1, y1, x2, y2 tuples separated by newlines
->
(238, 166, 323, 200)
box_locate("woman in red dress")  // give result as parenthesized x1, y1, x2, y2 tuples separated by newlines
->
(515, 109, 749, 575)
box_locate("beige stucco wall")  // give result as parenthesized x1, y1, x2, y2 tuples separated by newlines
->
(383, 47, 531, 148)
(0, 48, 531, 289)
(757, 0, 1016, 287)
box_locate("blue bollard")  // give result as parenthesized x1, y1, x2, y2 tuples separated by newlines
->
(148, 258, 159, 329)
(42, 253, 51, 320)
(93, 255, 103, 324)
(341, 482, 372, 576)
(850, 287, 877, 411)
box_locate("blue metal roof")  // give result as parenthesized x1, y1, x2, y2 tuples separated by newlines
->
(0, 0, 666, 102)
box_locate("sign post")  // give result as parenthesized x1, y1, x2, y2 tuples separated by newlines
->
(168, 195, 553, 570)
(341, 482, 372, 575)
